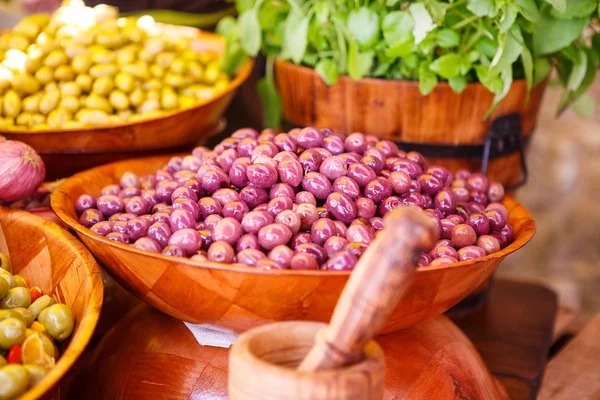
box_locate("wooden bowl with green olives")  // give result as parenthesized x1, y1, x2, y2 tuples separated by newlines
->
(0, 207, 103, 399)
(0, 9, 253, 179)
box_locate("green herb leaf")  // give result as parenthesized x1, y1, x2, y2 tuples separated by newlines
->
(257, 77, 282, 129)
(476, 65, 503, 93)
(283, 9, 310, 64)
(409, 3, 436, 44)
(382, 11, 415, 57)
(490, 26, 524, 76)
(485, 67, 513, 119)
(567, 48, 588, 91)
(475, 37, 498, 58)
(418, 62, 438, 95)
(429, 53, 463, 79)
(348, 40, 374, 80)
(499, 6, 518, 33)
(557, 47, 596, 115)
(516, 0, 540, 22)
(426, 0, 448, 24)
(220, 40, 248, 75)
(521, 46, 533, 92)
(347, 7, 380, 50)
(315, 58, 339, 85)
(235, 0, 255, 14)
(572, 93, 596, 117)
(544, 0, 566, 13)
(550, 0, 597, 18)
(238, 10, 261, 57)
(386, 0, 401, 7)
(532, 13, 587, 55)
(216, 16, 238, 39)
(467, 0, 496, 17)
(314, 1, 329, 23)
(533, 58, 552, 85)
(436, 29, 460, 48)
(449, 76, 468, 93)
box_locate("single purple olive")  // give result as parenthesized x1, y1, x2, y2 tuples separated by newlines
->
(170, 209, 196, 231)
(434, 189, 457, 216)
(298, 149, 323, 173)
(418, 173, 444, 196)
(455, 169, 470, 180)
(168, 228, 202, 256)
(406, 151, 427, 170)
(364, 147, 385, 163)
(184, 179, 205, 199)
(75, 194, 97, 214)
(333, 221, 347, 237)
(100, 184, 120, 196)
(204, 214, 223, 231)
(133, 238, 161, 253)
(208, 241, 235, 263)
(370, 217, 384, 231)
(216, 149, 238, 173)
(268, 245, 294, 267)
(418, 253, 433, 267)
(297, 127, 323, 149)
(452, 179, 466, 189)
(346, 224, 373, 244)
(466, 212, 490, 235)
(355, 197, 376, 219)
(166, 156, 183, 173)
(360, 155, 384, 175)
(172, 198, 200, 221)
(323, 136, 345, 155)
(212, 188, 240, 207)
(231, 128, 259, 140)
(426, 166, 451, 185)
(499, 223, 514, 243)
(90, 221, 113, 236)
(379, 196, 401, 217)
(430, 244, 459, 260)
(458, 245, 487, 261)
(485, 203, 509, 220)
(302, 172, 332, 200)
(345, 242, 368, 258)
(251, 143, 278, 163)
(258, 223, 293, 250)
(446, 214, 465, 225)
(295, 191, 317, 205)
(236, 234, 260, 252)
(198, 229, 213, 250)
(364, 178, 393, 204)
(324, 236, 349, 257)
(295, 203, 319, 230)
(275, 210, 301, 234)
(451, 224, 477, 248)
(320, 156, 347, 181)
(409, 180, 421, 194)
(198, 197, 223, 219)
(290, 253, 319, 270)
(155, 180, 178, 203)
(119, 187, 142, 200)
(325, 250, 357, 271)
(400, 192, 425, 208)
(466, 173, 489, 192)
(201, 169, 230, 194)
(273, 151, 298, 163)
(476, 235, 501, 255)
(270, 183, 295, 199)
(388, 171, 411, 195)
(237, 249, 267, 267)
(97, 195, 125, 217)
(347, 163, 376, 188)
(106, 232, 130, 244)
(213, 217, 243, 245)
(151, 212, 170, 225)
(375, 140, 399, 157)
(240, 185, 269, 209)
(222, 201, 250, 222)
(310, 218, 336, 246)
(291, 232, 311, 249)
(147, 222, 172, 248)
(326, 192, 357, 225)
(162, 245, 185, 257)
(241, 210, 274, 234)
(253, 155, 278, 169)
(295, 243, 327, 265)
(469, 191, 488, 205)
(332, 176, 360, 200)
(485, 209, 507, 231)
(155, 170, 173, 183)
(431, 256, 458, 266)
(440, 218, 457, 240)
(391, 160, 422, 179)
(338, 152, 362, 166)
(112, 221, 128, 234)
(267, 196, 294, 217)
(181, 155, 202, 172)
(273, 133, 297, 152)
(237, 138, 259, 157)
(452, 187, 470, 203)
(170, 187, 197, 204)
(276, 159, 303, 188)
(79, 209, 105, 228)
(487, 182, 505, 203)
(344, 133, 367, 153)
(126, 217, 151, 241)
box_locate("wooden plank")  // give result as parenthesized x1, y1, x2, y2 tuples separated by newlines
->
(538, 314, 600, 400)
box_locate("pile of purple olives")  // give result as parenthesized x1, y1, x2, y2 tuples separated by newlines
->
(74, 127, 513, 271)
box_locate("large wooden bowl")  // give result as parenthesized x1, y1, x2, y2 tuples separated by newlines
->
(1, 29, 253, 180)
(51, 156, 535, 334)
(0, 207, 103, 399)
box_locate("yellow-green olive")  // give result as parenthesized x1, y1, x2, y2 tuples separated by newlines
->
(89, 47, 115, 64)
(41, 304, 74, 342)
(7, 34, 29, 52)
(181, 49, 198, 61)
(0, 118, 14, 127)
(59, 82, 81, 97)
(138, 49, 155, 63)
(0, 356, 5, 368)
(39, 90, 60, 115)
(114, 72, 134, 93)
(203, 62, 220, 84)
(24, 56, 42, 74)
(144, 37, 165, 56)
(3, 91, 21, 118)
(12, 275, 26, 288)
(0, 278, 8, 300)
(85, 94, 112, 113)
(47, 108, 71, 127)
(187, 61, 203, 81)
(163, 72, 185, 88)
(75, 74, 93, 92)
(11, 308, 34, 328)
(61, 120, 83, 129)
(122, 61, 148, 80)
(54, 65, 75, 81)
(170, 58, 186, 74)
(75, 108, 109, 125)
(22, 93, 41, 112)
(141, 79, 161, 91)
(11, 73, 40, 95)
(28, 295, 56, 320)
(0, 318, 26, 349)
(146, 89, 159, 100)
(160, 87, 178, 110)
(0, 311, 24, 324)
(89, 64, 118, 78)
(117, 110, 132, 121)
(13, 19, 41, 40)
(0, 364, 31, 399)
(0, 287, 31, 309)
(92, 77, 114, 96)
(96, 31, 124, 49)
(44, 49, 68, 68)
(137, 98, 160, 113)
(129, 88, 146, 107)
(44, 82, 58, 92)
(16, 112, 34, 126)
(115, 50, 136, 66)
(108, 90, 129, 111)
(71, 54, 92, 74)
(179, 95, 196, 108)
(64, 45, 88, 59)
(23, 365, 46, 385)
(59, 96, 79, 113)
(29, 113, 45, 127)
(0, 273, 16, 289)
(34, 66, 54, 84)
(149, 64, 164, 79)
(155, 52, 175, 69)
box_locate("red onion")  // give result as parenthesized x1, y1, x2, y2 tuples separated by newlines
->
(0, 140, 46, 202)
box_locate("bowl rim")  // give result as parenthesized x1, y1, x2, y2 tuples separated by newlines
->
(51, 156, 536, 277)
(0, 30, 254, 136)
(0, 207, 103, 400)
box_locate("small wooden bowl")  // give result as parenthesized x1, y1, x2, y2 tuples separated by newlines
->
(51, 155, 535, 334)
(0, 207, 103, 399)
(1, 29, 253, 179)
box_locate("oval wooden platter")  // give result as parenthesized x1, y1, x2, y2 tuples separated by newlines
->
(0, 206, 103, 399)
(51, 155, 535, 333)
(61, 303, 509, 400)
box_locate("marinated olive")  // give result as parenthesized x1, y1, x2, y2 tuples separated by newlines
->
(0, 365, 30, 400)
(41, 304, 74, 341)
(1, 287, 32, 309)
(23, 364, 46, 385)
(0, 318, 26, 349)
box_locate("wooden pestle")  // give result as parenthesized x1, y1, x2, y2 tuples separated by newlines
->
(298, 207, 438, 373)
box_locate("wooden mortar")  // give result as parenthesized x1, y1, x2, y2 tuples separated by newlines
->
(229, 207, 437, 400)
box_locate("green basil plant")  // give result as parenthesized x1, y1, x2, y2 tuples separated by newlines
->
(218, 0, 600, 128)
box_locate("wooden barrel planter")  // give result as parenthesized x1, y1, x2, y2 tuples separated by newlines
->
(275, 60, 548, 189)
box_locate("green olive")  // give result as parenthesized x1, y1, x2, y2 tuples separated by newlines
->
(13, 19, 41, 40)
(44, 49, 68, 68)
(114, 73, 134, 93)
(24, 56, 42, 75)
(141, 79, 161, 91)
(160, 87, 178, 110)
(155, 52, 175, 69)
(108, 90, 129, 111)
(23, 364, 46, 385)
(44, 82, 58, 92)
(89, 47, 115, 64)
(64, 45, 88, 59)
(47, 108, 71, 127)
(0, 311, 25, 325)
(163, 73, 185, 88)
(146, 90, 159, 100)
(0, 278, 8, 300)
(122, 61, 148, 80)
(22, 93, 41, 113)
(85, 94, 112, 113)
(75, 74, 93, 92)
(96, 31, 124, 49)
(89, 64, 117, 78)
(11, 73, 40, 95)
(0, 318, 26, 349)
(0, 273, 16, 290)
(75, 108, 109, 125)
(187, 61, 203, 81)
(203, 62, 220, 84)
(117, 110, 132, 121)
(115, 50, 136, 66)
(71, 54, 92, 74)
(12, 276, 26, 288)
(198, 51, 217, 65)
(41, 304, 74, 342)
(91, 77, 113, 96)
(170, 58, 186, 74)
(28, 295, 56, 320)
(7, 34, 29, 52)
(149, 64, 164, 79)
(144, 38, 165, 56)
(1, 287, 31, 309)
(0, 118, 14, 127)
(59, 96, 79, 114)
(0, 365, 31, 400)
(11, 308, 34, 328)
(3, 91, 21, 118)
(29, 113, 45, 127)
(129, 88, 146, 107)
(39, 91, 60, 115)
(138, 49, 155, 63)
(0, 254, 11, 273)
(137, 98, 160, 114)
(34, 66, 53, 84)
(59, 82, 81, 98)
(54, 65, 75, 81)
(16, 112, 34, 127)
(179, 96, 196, 108)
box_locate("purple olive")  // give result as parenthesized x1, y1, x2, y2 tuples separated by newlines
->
(297, 127, 323, 149)
(344, 133, 367, 153)
(295, 243, 327, 265)
(76, 194, 97, 214)
(485, 209, 507, 231)
(253, 155, 278, 169)
(374, 140, 398, 157)
(499, 223, 514, 243)
(237, 249, 267, 267)
(106, 232, 130, 244)
(239, 185, 269, 209)
(217, 149, 238, 173)
(409, 180, 421, 194)
(324, 236, 349, 257)
(155, 180, 178, 203)
(290, 233, 309, 250)
(388, 171, 411, 195)
(302, 172, 332, 200)
(466, 212, 490, 235)
(485, 203, 508, 220)
(155, 170, 173, 183)
(237, 138, 259, 158)
(418, 253, 432, 267)
(275, 159, 303, 188)
(198, 197, 222, 219)
(326, 192, 357, 225)
(290, 253, 319, 270)
(237, 234, 260, 251)
(211, 188, 239, 207)
(267, 196, 294, 217)
(181, 155, 202, 172)
(360, 155, 384, 175)
(339, 152, 362, 166)
(391, 160, 422, 179)
(251, 143, 278, 163)
(434, 189, 457, 216)
(119, 187, 142, 199)
(201, 169, 230, 194)
(207, 241, 235, 263)
(184, 179, 205, 199)
(345, 242, 368, 259)
(325, 250, 357, 271)
(451, 224, 477, 248)
(310, 218, 336, 245)
(487, 182, 505, 203)
(431, 256, 458, 266)
(446, 214, 465, 225)
(364, 178, 393, 204)
(273, 151, 298, 163)
(466, 173, 489, 192)
(232, 128, 259, 140)
(170, 209, 196, 231)
(347, 163, 376, 187)
(167, 156, 183, 173)
(258, 223, 293, 250)
(430, 244, 459, 260)
(268, 245, 294, 267)
(469, 191, 488, 205)
(147, 222, 172, 248)
(346, 224, 373, 244)
(458, 245, 487, 261)
(97, 195, 125, 217)
(295, 191, 317, 205)
(418, 174, 443, 196)
(270, 183, 295, 199)
(353, 197, 375, 219)
(452, 179, 465, 189)
(476, 235, 501, 254)
(100, 184, 120, 196)
(254, 204, 268, 213)
(323, 136, 345, 155)
(151, 212, 170, 225)
(440, 218, 456, 240)
(295, 203, 319, 230)
(90, 221, 113, 236)
(379, 196, 401, 217)
(169, 188, 195, 205)
(364, 147, 385, 163)
(241, 210, 274, 234)
(79, 209, 105, 228)
(332, 176, 360, 200)
(406, 151, 427, 170)
(125, 217, 151, 241)
(256, 259, 287, 270)
(452, 187, 470, 203)
(400, 192, 425, 208)
(370, 217, 384, 231)
(222, 201, 250, 222)
(275, 210, 301, 234)
(133, 238, 161, 253)
(168, 228, 202, 256)
(319, 156, 347, 181)
(162, 245, 185, 257)
(273, 133, 297, 152)
(172, 198, 200, 221)
(112, 221, 127, 234)
(198, 229, 213, 250)
(204, 214, 224, 231)
(213, 217, 243, 245)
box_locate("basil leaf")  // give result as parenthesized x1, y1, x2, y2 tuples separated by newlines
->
(257, 77, 282, 129)
(216, 16, 238, 39)
(426, 0, 448, 24)
(467, 0, 496, 17)
(567, 48, 588, 91)
(449, 76, 468, 93)
(544, 0, 566, 13)
(429, 53, 463, 79)
(235, 0, 255, 14)
(315, 1, 329, 23)
(557, 47, 596, 114)
(409, 3, 436, 44)
(382, 12, 415, 46)
(315, 59, 339, 85)
(516, 0, 540, 22)
(476, 65, 503, 93)
(348, 40, 374, 80)
(490, 26, 523, 76)
(475, 37, 498, 58)
(532, 13, 587, 55)
(436, 29, 460, 48)
(283, 9, 310, 64)
(385, 40, 415, 57)
(499, 6, 518, 33)
(220, 40, 247, 75)
(550, 0, 597, 18)
(485, 67, 513, 119)
(521, 46, 534, 92)
(238, 10, 261, 57)
(347, 7, 380, 50)
(533, 58, 552, 85)
(418, 62, 438, 95)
